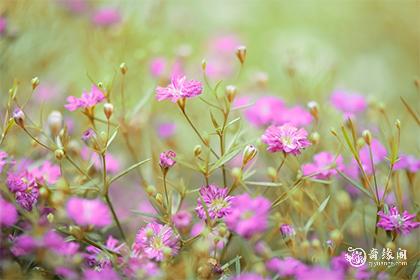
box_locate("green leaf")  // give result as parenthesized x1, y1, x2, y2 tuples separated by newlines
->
(109, 158, 151, 184)
(129, 90, 154, 118)
(304, 195, 330, 234)
(209, 146, 241, 173)
(106, 127, 120, 149)
(244, 181, 283, 187)
(221, 255, 242, 270)
(336, 169, 374, 200)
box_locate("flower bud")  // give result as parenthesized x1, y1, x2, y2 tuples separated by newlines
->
(395, 119, 401, 129)
(81, 128, 96, 146)
(255, 72, 268, 88)
(146, 185, 157, 196)
(336, 190, 351, 211)
(201, 59, 207, 72)
(362, 130, 372, 145)
(31, 77, 40, 90)
(267, 167, 276, 181)
(55, 149, 65, 160)
(155, 193, 163, 205)
(236, 46, 247, 64)
(13, 108, 25, 127)
(309, 132, 320, 145)
(193, 145, 202, 157)
(48, 111, 63, 136)
(103, 103, 113, 119)
(307, 101, 319, 119)
(231, 167, 242, 181)
(47, 213, 54, 223)
(120, 63, 127, 75)
(225, 85, 237, 103)
(280, 224, 296, 239)
(242, 144, 257, 167)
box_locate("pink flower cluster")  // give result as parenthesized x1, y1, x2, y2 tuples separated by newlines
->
(65, 85, 105, 111)
(261, 124, 311, 155)
(195, 184, 233, 220)
(66, 197, 112, 228)
(155, 76, 203, 102)
(302, 152, 344, 179)
(377, 206, 420, 235)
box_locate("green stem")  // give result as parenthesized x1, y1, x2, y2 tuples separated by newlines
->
(105, 194, 127, 242)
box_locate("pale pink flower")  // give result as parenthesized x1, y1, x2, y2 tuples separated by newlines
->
(209, 34, 241, 54)
(302, 152, 344, 179)
(331, 90, 367, 117)
(261, 124, 311, 155)
(80, 147, 120, 174)
(66, 197, 112, 228)
(266, 257, 306, 277)
(155, 76, 202, 102)
(0, 150, 9, 173)
(65, 85, 105, 111)
(172, 210, 192, 229)
(91, 7, 121, 27)
(358, 138, 387, 175)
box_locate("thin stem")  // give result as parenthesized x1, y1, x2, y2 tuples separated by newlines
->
(219, 133, 227, 187)
(275, 153, 287, 181)
(22, 127, 54, 152)
(368, 144, 380, 204)
(121, 74, 126, 118)
(105, 194, 127, 242)
(162, 171, 170, 212)
(373, 205, 380, 248)
(178, 104, 219, 159)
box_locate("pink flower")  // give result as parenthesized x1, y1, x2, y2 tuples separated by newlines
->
(0, 16, 7, 35)
(302, 152, 344, 179)
(261, 124, 311, 155)
(66, 197, 112, 228)
(7, 171, 39, 211)
(91, 8, 121, 27)
(296, 266, 344, 280)
(266, 257, 306, 277)
(134, 222, 180, 261)
(159, 150, 176, 169)
(225, 193, 270, 238)
(11, 235, 37, 256)
(231, 273, 268, 280)
(209, 34, 241, 54)
(83, 267, 120, 280)
(279, 224, 296, 238)
(155, 76, 202, 102)
(244, 96, 285, 127)
(0, 196, 18, 226)
(394, 154, 420, 173)
(272, 105, 313, 127)
(358, 139, 387, 175)
(80, 147, 120, 174)
(157, 122, 176, 139)
(65, 85, 105, 111)
(85, 235, 125, 269)
(377, 206, 420, 235)
(331, 90, 367, 117)
(150, 57, 167, 77)
(195, 185, 233, 220)
(30, 161, 61, 184)
(172, 210, 192, 229)
(0, 150, 9, 173)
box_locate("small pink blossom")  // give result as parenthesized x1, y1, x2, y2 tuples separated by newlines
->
(394, 154, 420, 173)
(0, 196, 18, 226)
(209, 34, 241, 54)
(377, 206, 420, 235)
(244, 96, 285, 127)
(159, 150, 176, 169)
(30, 160, 61, 184)
(91, 8, 121, 27)
(150, 57, 167, 77)
(225, 193, 270, 238)
(80, 147, 120, 174)
(195, 184, 233, 220)
(331, 90, 367, 117)
(134, 222, 180, 261)
(172, 210, 192, 229)
(358, 138, 387, 175)
(261, 124, 311, 155)
(155, 76, 202, 102)
(11, 235, 37, 256)
(65, 85, 105, 111)
(302, 152, 344, 179)
(66, 197, 112, 228)
(273, 105, 313, 127)
(279, 224, 296, 238)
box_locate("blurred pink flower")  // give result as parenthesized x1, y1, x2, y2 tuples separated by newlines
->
(66, 197, 112, 227)
(358, 138, 387, 175)
(172, 210, 192, 229)
(244, 96, 285, 127)
(209, 34, 241, 54)
(273, 105, 313, 127)
(65, 85, 105, 111)
(261, 124, 311, 155)
(11, 235, 37, 256)
(302, 152, 344, 179)
(157, 122, 176, 139)
(377, 206, 419, 235)
(134, 222, 180, 261)
(297, 266, 344, 280)
(155, 76, 202, 102)
(0, 16, 7, 35)
(91, 8, 121, 27)
(331, 90, 367, 117)
(30, 160, 61, 184)
(150, 57, 167, 78)
(159, 150, 176, 169)
(266, 257, 306, 277)
(81, 147, 120, 174)
(195, 185, 233, 220)
(0, 196, 18, 226)
(231, 273, 268, 280)
(85, 235, 125, 269)
(394, 154, 420, 173)
(83, 267, 120, 280)
(225, 193, 270, 238)
(0, 150, 9, 173)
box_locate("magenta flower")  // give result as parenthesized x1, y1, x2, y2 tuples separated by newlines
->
(261, 124, 311, 155)
(231, 273, 268, 280)
(85, 235, 125, 269)
(7, 171, 39, 211)
(91, 7, 122, 27)
(159, 150, 176, 169)
(83, 267, 120, 280)
(244, 96, 285, 127)
(266, 257, 306, 278)
(30, 160, 61, 184)
(155, 76, 202, 102)
(65, 85, 105, 111)
(157, 122, 176, 139)
(394, 154, 420, 173)
(11, 235, 37, 256)
(225, 193, 270, 238)
(296, 266, 344, 280)
(66, 197, 112, 228)
(279, 224, 296, 238)
(195, 185, 233, 220)
(273, 105, 313, 127)
(172, 210, 192, 229)
(134, 222, 180, 261)
(377, 206, 420, 235)
(81, 147, 120, 174)
(330, 90, 367, 118)
(0, 196, 18, 226)
(302, 152, 344, 179)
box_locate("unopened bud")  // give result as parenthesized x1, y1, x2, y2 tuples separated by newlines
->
(103, 103, 113, 119)
(395, 119, 401, 129)
(307, 101, 319, 119)
(47, 213, 54, 223)
(311, 239, 321, 249)
(31, 77, 40, 90)
(309, 132, 320, 145)
(146, 185, 157, 196)
(267, 167, 276, 181)
(225, 85, 237, 103)
(362, 130, 372, 145)
(201, 59, 207, 72)
(330, 128, 338, 137)
(330, 229, 343, 245)
(193, 145, 202, 157)
(54, 149, 64, 160)
(231, 167, 242, 181)
(48, 111, 63, 136)
(120, 63, 127, 74)
(236, 46, 247, 64)
(242, 145, 257, 167)
(13, 108, 25, 127)
(255, 72, 268, 88)
(155, 193, 163, 205)
(336, 190, 351, 211)
(39, 187, 49, 199)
